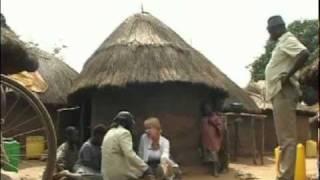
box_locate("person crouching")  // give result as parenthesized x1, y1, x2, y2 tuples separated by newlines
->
(139, 117, 182, 180)
(101, 111, 154, 180)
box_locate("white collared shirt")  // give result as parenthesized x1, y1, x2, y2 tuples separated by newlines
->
(265, 32, 306, 101)
(138, 133, 178, 167)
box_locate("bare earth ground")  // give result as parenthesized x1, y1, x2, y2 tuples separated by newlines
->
(229, 157, 318, 180)
(15, 156, 318, 180)
(19, 160, 45, 180)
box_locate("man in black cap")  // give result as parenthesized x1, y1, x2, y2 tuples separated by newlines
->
(101, 111, 154, 180)
(265, 15, 310, 180)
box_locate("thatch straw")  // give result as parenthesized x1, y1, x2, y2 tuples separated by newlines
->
(70, 13, 259, 112)
(1, 13, 38, 74)
(246, 81, 318, 114)
(28, 47, 78, 105)
(300, 56, 319, 90)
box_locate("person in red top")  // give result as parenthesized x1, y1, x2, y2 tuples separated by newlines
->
(200, 101, 225, 177)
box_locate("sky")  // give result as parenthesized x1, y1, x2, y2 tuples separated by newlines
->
(1, 0, 318, 87)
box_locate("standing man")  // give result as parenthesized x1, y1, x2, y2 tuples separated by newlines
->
(265, 15, 309, 180)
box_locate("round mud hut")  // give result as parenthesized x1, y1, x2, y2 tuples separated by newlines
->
(300, 56, 319, 92)
(70, 13, 259, 165)
(30, 47, 79, 143)
(29, 47, 79, 121)
(299, 49, 319, 106)
(5, 45, 79, 134)
(2, 13, 78, 145)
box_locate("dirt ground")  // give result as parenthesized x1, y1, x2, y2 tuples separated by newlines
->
(10, 156, 319, 180)
(18, 160, 45, 180)
(229, 157, 318, 180)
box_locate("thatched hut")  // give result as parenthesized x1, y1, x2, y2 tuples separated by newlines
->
(1, 13, 78, 144)
(28, 47, 79, 121)
(246, 81, 318, 153)
(5, 45, 79, 141)
(1, 13, 38, 74)
(31, 47, 79, 142)
(301, 57, 319, 91)
(299, 49, 319, 105)
(70, 12, 259, 165)
(1, 13, 78, 122)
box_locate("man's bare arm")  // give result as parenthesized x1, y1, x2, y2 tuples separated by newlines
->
(284, 49, 310, 82)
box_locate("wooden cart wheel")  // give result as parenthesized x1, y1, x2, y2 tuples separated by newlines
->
(0, 75, 56, 180)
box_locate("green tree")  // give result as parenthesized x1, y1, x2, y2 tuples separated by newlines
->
(249, 19, 319, 81)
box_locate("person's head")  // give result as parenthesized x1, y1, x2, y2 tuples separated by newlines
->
(267, 15, 287, 41)
(144, 117, 161, 139)
(1, 14, 5, 26)
(212, 98, 224, 112)
(111, 111, 135, 131)
(65, 126, 79, 144)
(91, 124, 107, 146)
(201, 102, 213, 116)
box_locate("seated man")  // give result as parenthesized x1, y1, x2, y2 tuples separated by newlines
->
(55, 126, 79, 179)
(74, 124, 107, 175)
(55, 125, 107, 180)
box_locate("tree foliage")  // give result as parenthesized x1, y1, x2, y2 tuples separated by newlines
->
(249, 19, 319, 81)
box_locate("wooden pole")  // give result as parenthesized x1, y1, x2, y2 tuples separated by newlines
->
(260, 118, 265, 165)
(251, 117, 257, 165)
(79, 101, 86, 143)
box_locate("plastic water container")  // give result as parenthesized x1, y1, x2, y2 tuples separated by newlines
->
(306, 140, 317, 158)
(274, 146, 281, 176)
(26, 136, 45, 159)
(3, 138, 21, 172)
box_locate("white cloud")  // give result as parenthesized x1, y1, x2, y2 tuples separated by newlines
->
(1, 0, 318, 87)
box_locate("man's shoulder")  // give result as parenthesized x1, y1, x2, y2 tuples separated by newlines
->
(281, 32, 302, 45)
(81, 140, 92, 149)
(114, 126, 130, 135)
(58, 142, 68, 150)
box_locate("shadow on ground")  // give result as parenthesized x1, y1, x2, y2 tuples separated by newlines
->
(182, 165, 238, 180)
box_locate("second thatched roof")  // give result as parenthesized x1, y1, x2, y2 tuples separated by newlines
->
(29, 47, 79, 105)
(71, 13, 259, 113)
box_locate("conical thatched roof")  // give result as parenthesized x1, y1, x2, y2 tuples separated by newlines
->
(29, 47, 79, 105)
(1, 13, 38, 74)
(71, 13, 259, 112)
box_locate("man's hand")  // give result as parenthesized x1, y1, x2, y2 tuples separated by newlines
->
(280, 73, 289, 85)
(56, 164, 65, 172)
(142, 167, 155, 179)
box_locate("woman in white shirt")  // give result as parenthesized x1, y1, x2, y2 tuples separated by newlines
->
(138, 117, 182, 180)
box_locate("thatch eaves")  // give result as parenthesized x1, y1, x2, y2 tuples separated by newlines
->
(71, 13, 259, 113)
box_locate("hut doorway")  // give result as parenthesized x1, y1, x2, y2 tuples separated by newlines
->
(56, 107, 80, 144)
(80, 99, 91, 143)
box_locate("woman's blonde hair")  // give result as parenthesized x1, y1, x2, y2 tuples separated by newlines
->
(144, 117, 161, 131)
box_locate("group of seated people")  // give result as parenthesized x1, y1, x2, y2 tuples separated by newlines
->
(54, 111, 182, 180)
(54, 125, 106, 179)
